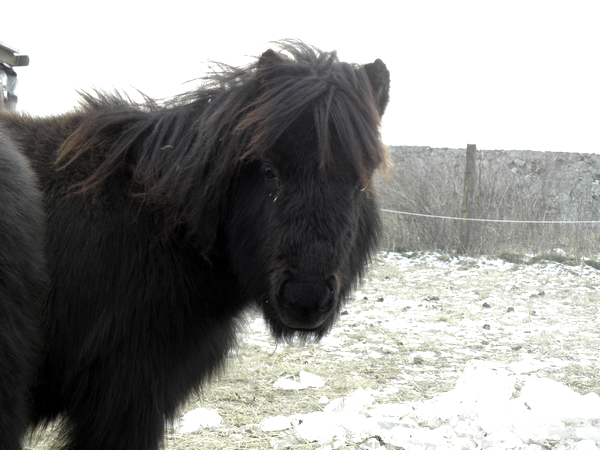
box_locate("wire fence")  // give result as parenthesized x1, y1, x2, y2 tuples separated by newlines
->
(382, 209, 600, 224)
(380, 208, 600, 258)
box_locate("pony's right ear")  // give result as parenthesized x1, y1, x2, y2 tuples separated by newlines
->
(363, 59, 390, 116)
(258, 49, 286, 71)
(257, 49, 288, 86)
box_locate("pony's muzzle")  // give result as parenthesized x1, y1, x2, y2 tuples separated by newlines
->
(275, 273, 338, 330)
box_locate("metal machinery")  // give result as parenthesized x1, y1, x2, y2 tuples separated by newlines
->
(0, 41, 29, 110)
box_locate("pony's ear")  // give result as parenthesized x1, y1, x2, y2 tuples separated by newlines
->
(257, 49, 287, 85)
(258, 49, 285, 70)
(363, 59, 390, 116)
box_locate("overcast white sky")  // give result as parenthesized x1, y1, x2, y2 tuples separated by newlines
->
(3, 0, 599, 152)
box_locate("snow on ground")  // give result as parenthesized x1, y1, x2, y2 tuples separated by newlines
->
(170, 252, 600, 449)
(258, 362, 600, 449)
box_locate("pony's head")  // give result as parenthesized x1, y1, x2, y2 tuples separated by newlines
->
(56, 40, 390, 342)
(223, 42, 390, 341)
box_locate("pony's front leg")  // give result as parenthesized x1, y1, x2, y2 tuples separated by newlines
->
(62, 390, 166, 450)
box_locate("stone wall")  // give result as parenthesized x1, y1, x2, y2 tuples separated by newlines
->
(376, 146, 600, 255)
(384, 146, 600, 221)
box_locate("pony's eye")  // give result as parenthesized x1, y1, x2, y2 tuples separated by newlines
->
(263, 164, 278, 181)
(357, 182, 366, 192)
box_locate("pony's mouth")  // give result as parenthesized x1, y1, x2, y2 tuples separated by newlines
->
(273, 273, 337, 330)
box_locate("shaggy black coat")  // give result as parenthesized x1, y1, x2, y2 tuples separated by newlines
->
(0, 128, 46, 450)
(0, 40, 390, 449)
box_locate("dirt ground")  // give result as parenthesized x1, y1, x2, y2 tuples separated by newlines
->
(26, 251, 600, 449)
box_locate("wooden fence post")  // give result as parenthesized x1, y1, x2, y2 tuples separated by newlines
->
(459, 144, 477, 253)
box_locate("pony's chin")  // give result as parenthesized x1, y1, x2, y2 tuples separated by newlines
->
(275, 310, 331, 331)
(262, 303, 335, 343)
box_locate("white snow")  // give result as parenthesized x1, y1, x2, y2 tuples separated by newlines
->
(260, 415, 292, 432)
(174, 407, 222, 434)
(273, 370, 325, 390)
(264, 360, 600, 449)
(176, 361, 600, 448)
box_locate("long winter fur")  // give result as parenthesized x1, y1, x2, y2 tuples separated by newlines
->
(0, 40, 390, 449)
(0, 128, 46, 450)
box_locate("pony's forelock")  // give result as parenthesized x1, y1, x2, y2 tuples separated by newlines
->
(237, 41, 388, 176)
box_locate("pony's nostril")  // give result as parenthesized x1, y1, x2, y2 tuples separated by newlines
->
(277, 273, 291, 304)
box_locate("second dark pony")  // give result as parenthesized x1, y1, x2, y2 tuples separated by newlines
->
(0, 128, 46, 450)
(0, 41, 390, 449)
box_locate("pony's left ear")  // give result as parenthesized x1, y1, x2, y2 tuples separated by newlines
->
(363, 59, 390, 116)
(258, 49, 286, 68)
(257, 49, 287, 85)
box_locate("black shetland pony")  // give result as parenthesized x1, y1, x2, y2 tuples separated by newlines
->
(0, 41, 390, 450)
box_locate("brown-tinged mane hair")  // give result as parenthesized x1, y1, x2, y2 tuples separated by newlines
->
(57, 40, 389, 249)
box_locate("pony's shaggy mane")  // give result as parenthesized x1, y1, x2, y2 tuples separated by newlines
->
(57, 40, 388, 251)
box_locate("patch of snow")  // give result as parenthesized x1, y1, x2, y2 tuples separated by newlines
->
(518, 377, 600, 424)
(260, 360, 600, 449)
(261, 415, 292, 432)
(174, 407, 222, 433)
(299, 370, 325, 388)
(273, 370, 325, 390)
